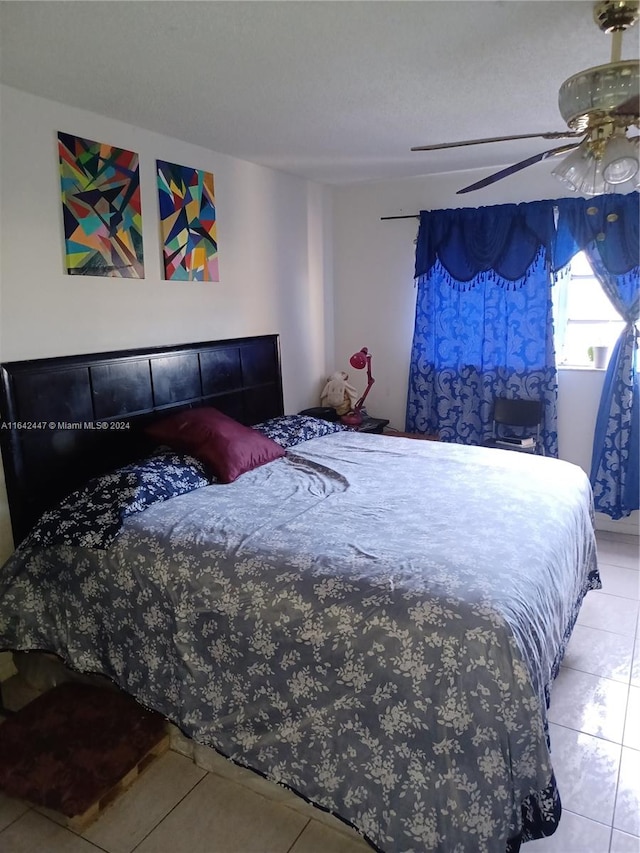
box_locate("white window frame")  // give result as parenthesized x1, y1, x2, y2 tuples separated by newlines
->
(553, 251, 625, 369)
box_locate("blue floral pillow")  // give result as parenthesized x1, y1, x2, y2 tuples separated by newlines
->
(29, 449, 210, 550)
(252, 415, 347, 449)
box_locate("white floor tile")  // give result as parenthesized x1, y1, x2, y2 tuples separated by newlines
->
(289, 819, 370, 853)
(81, 751, 206, 853)
(596, 536, 640, 572)
(548, 724, 621, 825)
(191, 742, 363, 841)
(524, 810, 611, 852)
(192, 742, 301, 808)
(0, 674, 42, 712)
(549, 667, 629, 743)
(577, 593, 639, 637)
(167, 723, 195, 760)
(563, 625, 634, 683)
(0, 793, 30, 833)
(134, 772, 308, 853)
(0, 810, 102, 853)
(614, 747, 640, 838)
(611, 829, 640, 853)
(623, 687, 640, 751)
(191, 741, 335, 828)
(595, 565, 640, 600)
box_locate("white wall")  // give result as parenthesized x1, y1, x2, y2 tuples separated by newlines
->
(0, 84, 333, 558)
(332, 169, 639, 535)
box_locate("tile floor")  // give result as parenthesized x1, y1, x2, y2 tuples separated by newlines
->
(0, 530, 638, 853)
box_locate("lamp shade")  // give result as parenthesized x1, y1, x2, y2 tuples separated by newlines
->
(349, 348, 369, 370)
(551, 145, 593, 191)
(552, 133, 640, 196)
(601, 133, 640, 184)
(574, 156, 609, 196)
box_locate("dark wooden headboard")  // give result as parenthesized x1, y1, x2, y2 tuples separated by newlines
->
(0, 335, 284, 546)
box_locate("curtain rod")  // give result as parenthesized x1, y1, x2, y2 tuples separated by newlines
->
(381, 202, 573, 221)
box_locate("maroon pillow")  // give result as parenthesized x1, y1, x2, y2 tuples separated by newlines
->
(145, 407, 285, 483)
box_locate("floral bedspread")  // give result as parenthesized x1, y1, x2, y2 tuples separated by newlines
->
(0, 433, 599, 852)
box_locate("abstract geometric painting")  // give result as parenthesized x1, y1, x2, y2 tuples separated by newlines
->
(58, 132, 144, 278)
(156, 160, 219, 281)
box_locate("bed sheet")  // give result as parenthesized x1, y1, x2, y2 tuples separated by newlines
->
(0, 433, 599, 852)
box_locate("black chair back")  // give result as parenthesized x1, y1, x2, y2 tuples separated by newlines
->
(492, 397, 543, 428)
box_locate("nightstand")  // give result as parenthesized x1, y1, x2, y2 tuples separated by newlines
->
(355, 416, 390, 434)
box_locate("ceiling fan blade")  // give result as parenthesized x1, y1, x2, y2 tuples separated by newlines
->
(410, 131, 582, 152)
(456, 142, 582, 194)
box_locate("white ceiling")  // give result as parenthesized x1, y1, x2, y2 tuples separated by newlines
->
(0, 0, 634, 185)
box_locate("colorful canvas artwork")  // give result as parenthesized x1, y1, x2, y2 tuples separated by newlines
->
(156, 160, 219, 281)
(58, 133, 144, 278)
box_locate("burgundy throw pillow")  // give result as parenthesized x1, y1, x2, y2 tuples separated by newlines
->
(145, 407, 285, 483)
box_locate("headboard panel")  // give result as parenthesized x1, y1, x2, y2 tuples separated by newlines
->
(1, 335, 284, 546)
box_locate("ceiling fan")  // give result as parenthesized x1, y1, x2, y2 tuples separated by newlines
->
(411, 0, 640, 195)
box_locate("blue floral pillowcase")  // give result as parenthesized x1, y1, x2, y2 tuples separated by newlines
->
(28, 449, 210, 551)
(252, 414, 347, 449)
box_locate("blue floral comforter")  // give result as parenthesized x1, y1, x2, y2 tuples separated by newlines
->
(0, 432, 599, 852)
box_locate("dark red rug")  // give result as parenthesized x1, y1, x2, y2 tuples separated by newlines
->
(0, 681, 168, 826)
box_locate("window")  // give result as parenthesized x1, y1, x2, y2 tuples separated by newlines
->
(553, 251, 625, 368)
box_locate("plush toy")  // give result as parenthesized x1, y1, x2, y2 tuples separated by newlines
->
(320, 371, 359, 416)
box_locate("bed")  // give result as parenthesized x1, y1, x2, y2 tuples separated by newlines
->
(0, 335, 600, 853)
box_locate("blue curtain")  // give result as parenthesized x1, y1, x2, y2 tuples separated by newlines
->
(555, 193, 639, 519)
(406, 201, 559, 455)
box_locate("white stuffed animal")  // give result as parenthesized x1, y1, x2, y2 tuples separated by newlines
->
(320, 371, 359, 416)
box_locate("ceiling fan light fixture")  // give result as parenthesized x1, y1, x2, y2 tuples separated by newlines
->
(551, 144, 593, 191)
(601, 132, 640, 182)
(552, 130, 639, 195)
(574, 158, 610, 196)
(552, 143, 615, 195)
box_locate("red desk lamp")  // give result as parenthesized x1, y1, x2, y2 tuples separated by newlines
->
(341, 347, 374, 426)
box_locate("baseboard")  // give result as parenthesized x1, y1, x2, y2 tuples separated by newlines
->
(0, 652, 17, 682)
(594, 511, 639, 537)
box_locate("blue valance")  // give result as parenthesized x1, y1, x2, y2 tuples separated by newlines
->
(555, 192, 639, 276)
(414, 200, 557, 283)
(415, 193, 639, 284)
